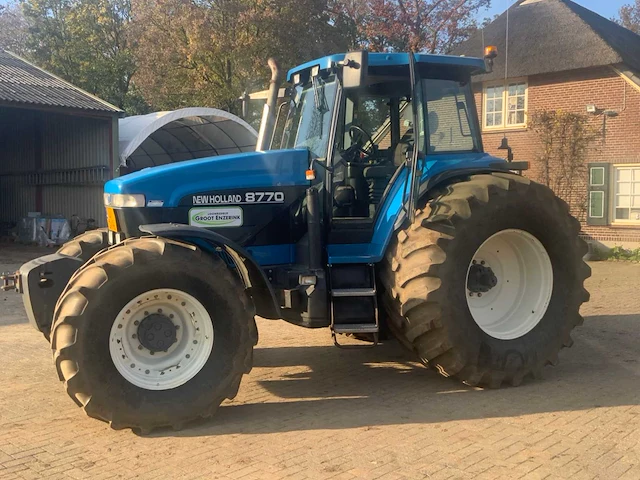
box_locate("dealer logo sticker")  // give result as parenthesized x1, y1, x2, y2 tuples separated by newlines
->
(189, 207, 243, 228)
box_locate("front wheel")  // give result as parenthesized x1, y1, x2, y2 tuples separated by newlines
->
(50, 237, 257, 431)
(381, 173, 590, 388)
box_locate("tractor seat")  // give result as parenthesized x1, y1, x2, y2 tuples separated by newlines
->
(364, 164, 397, 205)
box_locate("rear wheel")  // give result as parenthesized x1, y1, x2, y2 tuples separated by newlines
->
(50, 237, 257, 432)
(381, 173, 590, 387)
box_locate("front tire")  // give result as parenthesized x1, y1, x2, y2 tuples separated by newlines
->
(50, 237, 257, 431)
(381, 173, 590, 387)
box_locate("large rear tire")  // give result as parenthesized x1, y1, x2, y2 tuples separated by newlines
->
(380, 173, 590, 387)
(50, 237, 257, 432)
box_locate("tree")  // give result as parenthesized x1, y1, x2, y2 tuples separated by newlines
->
(619, 0, 640, 34)
(22, 0, 147, 112)
(0, 2, 29, 55)
(530, 110, 598, 221)
(131, 0, 352, 113)
(333, 0, 490, 53)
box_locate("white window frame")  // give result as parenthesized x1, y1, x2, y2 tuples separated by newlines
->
(589, 191, 605, 219)
(590, 166, 605, 186)
(611, 164, 640, 225)
(482, 78, 528, 131)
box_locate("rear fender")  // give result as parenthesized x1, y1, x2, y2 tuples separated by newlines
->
(139, 223, 281, 319)
(419, 162, 529, 199)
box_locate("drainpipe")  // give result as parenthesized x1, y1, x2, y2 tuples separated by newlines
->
(256, 58, 282, 151)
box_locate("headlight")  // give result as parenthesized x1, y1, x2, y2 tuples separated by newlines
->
(104, 193, 146, 208)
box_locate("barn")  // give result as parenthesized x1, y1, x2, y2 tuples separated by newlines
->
(0, 50, 257, 238)
(0, 50, 121, 234)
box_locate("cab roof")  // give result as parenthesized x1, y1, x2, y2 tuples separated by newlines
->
(286, 52, 486, 82)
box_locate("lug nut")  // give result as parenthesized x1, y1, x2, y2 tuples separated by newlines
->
(138, 345, 143, 350)
(481, 260, 485, 265)
(134, 320, 139, 326)
(132, 334, 137, 339)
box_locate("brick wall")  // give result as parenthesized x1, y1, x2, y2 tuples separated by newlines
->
(473, 66, 640, 246)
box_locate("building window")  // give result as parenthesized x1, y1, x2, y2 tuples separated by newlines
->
(483, 79, 527, 130)
(613, 166, 640, 223)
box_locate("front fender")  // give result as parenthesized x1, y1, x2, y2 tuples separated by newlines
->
(139, 223, 281, 319)
(19, 253, 84, 336)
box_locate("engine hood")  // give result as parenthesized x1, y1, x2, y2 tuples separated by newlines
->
(105, 149, 310, 208)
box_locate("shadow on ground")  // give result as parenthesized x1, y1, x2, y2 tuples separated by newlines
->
(153, 314, 640, 438)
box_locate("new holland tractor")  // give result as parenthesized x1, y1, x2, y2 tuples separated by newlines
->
(2, 51, 590, 432)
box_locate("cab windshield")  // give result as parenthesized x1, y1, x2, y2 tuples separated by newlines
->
(281, 76, 337, 158)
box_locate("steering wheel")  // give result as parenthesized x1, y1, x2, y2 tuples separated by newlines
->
(348, 125, 375, 159)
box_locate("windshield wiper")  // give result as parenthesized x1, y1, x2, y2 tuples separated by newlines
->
(312, 76, 328, 114)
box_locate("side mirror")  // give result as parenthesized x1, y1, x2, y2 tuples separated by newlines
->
(341, 51, 368, 89)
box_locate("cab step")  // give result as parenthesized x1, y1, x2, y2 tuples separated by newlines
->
(329, 264, 379, 348)
(332, 288, 376, 297)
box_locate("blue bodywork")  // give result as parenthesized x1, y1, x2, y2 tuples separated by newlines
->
(287, 53, 486, 82)
(106, 52, 507, 267)
(105, 149, 310, 204)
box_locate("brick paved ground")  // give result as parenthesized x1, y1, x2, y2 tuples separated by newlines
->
(0, 246, 639, 480)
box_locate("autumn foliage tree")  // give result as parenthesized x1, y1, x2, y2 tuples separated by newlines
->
(131, 0, 352, 113)
(10, 0, 489, 114)
(0, 2, 29, 55)
(619, 0, 640, 34)
(332, 0, 490, 53)
(21, 0, 145, 112)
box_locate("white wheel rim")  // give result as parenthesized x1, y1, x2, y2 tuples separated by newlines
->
(109, 288, 214, 390)
(465, 229, 553, 340)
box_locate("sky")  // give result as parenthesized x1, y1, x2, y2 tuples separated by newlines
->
(478, 0, 629, 22)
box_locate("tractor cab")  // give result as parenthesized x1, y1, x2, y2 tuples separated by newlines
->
(275, 52, 486, 256)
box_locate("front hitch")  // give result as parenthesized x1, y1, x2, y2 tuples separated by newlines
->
(1, 271, 21, 292)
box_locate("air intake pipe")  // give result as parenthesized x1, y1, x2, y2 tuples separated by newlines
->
(256, 58, 282, 151)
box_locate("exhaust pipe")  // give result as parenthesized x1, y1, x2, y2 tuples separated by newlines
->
(256, 58, 282, 151)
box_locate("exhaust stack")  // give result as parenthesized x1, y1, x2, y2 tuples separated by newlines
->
(256, 58, 282, 151)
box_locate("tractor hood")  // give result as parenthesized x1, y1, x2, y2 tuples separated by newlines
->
(105, 148, 311, 208)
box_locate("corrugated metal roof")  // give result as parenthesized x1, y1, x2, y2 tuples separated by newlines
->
(0, 50, 123, 115)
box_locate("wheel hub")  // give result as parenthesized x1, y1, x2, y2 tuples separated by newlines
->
(467, 262, 498, 294)
(137, 314, 177, 352)
(465, 229, 553, 340)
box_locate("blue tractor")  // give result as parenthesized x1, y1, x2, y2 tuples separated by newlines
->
(6, 51, 590, 432)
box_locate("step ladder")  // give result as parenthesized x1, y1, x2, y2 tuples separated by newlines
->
(329, 264, 379, 348)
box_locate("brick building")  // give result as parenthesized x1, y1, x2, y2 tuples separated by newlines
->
(454, 0, 640, 248)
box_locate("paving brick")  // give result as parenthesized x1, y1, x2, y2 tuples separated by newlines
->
(1, 253, 639, 480)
